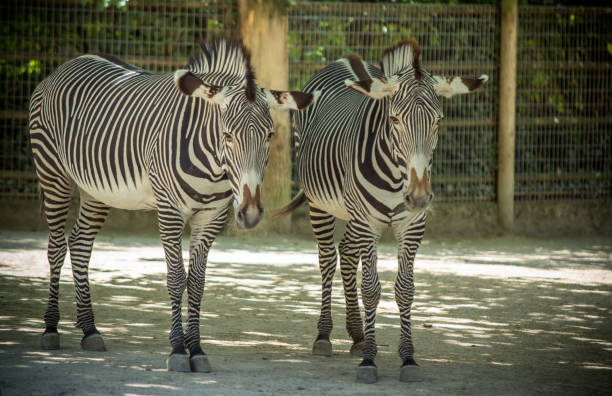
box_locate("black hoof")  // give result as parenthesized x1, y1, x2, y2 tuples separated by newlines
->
(356, 364, 377, 384)
(81, 332, 106, 351)
(400, 358, 422, 382)
(166, 353, 190, 372)
(190, 354, 212, 373)
(312, 337, 332, 356)
(41, 331, 60, 350)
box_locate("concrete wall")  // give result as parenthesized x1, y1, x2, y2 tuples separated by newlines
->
(3, 199, 610, 240)
(286, 200, 612, 241)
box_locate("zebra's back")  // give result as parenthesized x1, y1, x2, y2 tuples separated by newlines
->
(293, 58, 389, 220)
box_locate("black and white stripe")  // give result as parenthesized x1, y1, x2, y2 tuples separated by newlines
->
(30, 37, 316, 371)
(284, 40, 487, 382)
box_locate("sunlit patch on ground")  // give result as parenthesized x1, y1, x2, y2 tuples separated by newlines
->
(0, 230, 611, 395)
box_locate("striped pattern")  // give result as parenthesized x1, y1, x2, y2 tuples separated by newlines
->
(292, 41, 443, 369)
(29, 38, 281, 360)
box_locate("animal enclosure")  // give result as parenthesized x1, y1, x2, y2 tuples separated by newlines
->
(0, 230, 611, 394)
(0, 0, 610, 206)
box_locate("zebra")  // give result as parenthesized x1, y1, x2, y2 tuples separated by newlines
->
(29, 37, 317, 372)
(277, 40, 487, 383)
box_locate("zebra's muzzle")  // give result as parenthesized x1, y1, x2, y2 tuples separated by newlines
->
(404, 168, 434, 210)
(235, 184, 264, 229)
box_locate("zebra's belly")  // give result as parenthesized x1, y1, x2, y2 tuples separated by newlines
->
(310, 199, 351, 221)
(76, 176, 157, 210)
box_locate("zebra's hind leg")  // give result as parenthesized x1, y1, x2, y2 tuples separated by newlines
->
(309, 205, 337, 356)
(184, 209, 228, 373)
(157, 203, 189, 372)
(68, 195, 110, 351)
(39, 176, 74, 350)
(393, 216, 426, 382)
(339, 232, 365, 356)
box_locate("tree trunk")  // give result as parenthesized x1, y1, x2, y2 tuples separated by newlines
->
(498, 0, 517, 231)
(239, 0, 291, 233)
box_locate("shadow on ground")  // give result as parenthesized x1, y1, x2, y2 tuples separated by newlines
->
(0, 231, 611, 395)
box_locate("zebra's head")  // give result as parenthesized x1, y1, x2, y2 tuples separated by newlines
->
(174, 37, 318, 228)
(344, 40, 487, 211)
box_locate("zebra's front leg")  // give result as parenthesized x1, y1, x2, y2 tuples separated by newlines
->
(68, 198, 110, 351)
(394, 217, 426, 382)
(183, 209, 228, 372)
(309, 206, 337, 356)
(157, 204, 189, 372)
(339, 234, 365, 356)
(348, 221, 381, 384)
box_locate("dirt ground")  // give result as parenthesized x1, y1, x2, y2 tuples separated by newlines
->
(0, 229, 611, 395)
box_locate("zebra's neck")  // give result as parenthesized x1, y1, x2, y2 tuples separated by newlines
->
(155, 96, 229, 207)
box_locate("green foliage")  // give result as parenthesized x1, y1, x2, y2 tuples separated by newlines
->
(288, 2, 611, 200)
(1, 0, 610, 201)
(81, 0, 129, 9)
(0, 0, 238, 197)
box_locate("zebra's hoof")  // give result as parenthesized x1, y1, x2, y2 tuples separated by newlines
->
(166, 353, 190, 372)
(40, 332, 60, 350)
(400, 363, 422, 382)
(312, 339, 332, 356)
(190, 354, 212, 373)
(350, 340, 364, 357)
(81, 333, 106, 351)
(356, 365, 377, 384)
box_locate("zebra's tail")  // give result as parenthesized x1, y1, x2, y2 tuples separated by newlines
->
(273, 190, 307, 218)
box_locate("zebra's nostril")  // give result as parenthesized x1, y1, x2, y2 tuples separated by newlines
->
(236, 208, 245, 221)
(405, 193, 432, 209)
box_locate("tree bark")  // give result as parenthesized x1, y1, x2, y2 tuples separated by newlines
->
(498, 0, 517, 231)
(239, 0, 291, 233)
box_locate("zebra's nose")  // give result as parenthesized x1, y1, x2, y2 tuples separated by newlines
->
(404, 168, 433, 210)
(236, 204, 264, 229)
(405, 190, 434, 210)
(235, 184, 264, 229)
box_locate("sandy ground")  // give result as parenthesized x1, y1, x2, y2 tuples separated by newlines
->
(0, 229, 611, 395)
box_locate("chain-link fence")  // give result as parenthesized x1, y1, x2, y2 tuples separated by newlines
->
(288, 2, 612, 202)
(0, 0, 237, 200)
(1, 1, 610, 203)
(289, 3, 498, 201)
(515, 6, 612, 200)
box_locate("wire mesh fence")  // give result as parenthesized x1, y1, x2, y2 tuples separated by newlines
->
(288, 2, 612, 202)
(515, 6, 612, 200)
(0, 1, 610, 203)
(289, 3, 498, 202)
(0, 0, 237, 200)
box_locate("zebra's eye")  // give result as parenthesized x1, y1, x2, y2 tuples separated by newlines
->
(266, 132, 274, 142)
(224, 133, 233, 143)
(390, 116, 400, 125)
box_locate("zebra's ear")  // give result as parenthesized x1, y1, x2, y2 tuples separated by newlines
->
(174, 69, 229, 105)
(344, 76, 399, 99)
(433, 74, 488, 98)
(263, 89, 321, 111)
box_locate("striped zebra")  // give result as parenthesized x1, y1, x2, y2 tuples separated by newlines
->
(29, 37, 316, 372)
(278, 40, 487, 383)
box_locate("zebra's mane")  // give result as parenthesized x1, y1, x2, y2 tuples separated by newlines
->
(380, 39, 422, 80)
(186, 37, 257, 102)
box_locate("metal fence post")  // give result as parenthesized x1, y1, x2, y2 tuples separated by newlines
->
(239, 0, 291, 233)
(498, 0, 517, 230)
